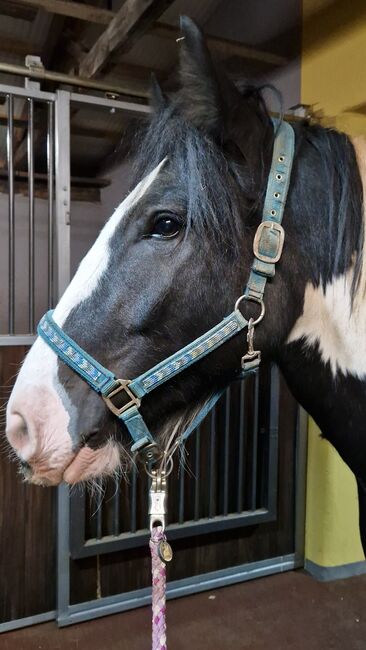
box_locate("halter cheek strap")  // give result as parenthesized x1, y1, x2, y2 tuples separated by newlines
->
(37, 118, 295, 458)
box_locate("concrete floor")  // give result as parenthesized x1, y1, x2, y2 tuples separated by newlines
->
(2, 570, 366, 650)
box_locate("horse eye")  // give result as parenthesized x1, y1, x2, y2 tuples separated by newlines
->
(150, 214, 182, 239)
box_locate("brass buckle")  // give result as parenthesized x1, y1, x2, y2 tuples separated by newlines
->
(253, 221, 285, 264)
(102, 379, 141, 416)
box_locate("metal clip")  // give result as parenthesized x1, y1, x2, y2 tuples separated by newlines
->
(241, 318, 261, 371)
(148, 471, 167, 532)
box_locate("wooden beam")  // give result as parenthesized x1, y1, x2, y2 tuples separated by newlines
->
(79, 0, 175, 79)
(0, 0, 35, 20)
(0, 34, 40, 57)
(9, 0, 115, 25)
(150, 23, 288, 67)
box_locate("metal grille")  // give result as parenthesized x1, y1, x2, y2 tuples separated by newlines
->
(0, 88, 55, 339)
(70, 365, 279, 558)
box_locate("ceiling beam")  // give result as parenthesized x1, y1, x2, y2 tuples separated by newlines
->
(150, 23, 288, 67)
(0, 34, 40, 57)
(79, 0, 175, 79)
(0, 1, 35, 20)
(9, 0, 115, 25)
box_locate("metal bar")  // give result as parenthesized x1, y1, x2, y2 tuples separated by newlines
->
(113, 476, 120, 536)
(96, 489, 103, 540)
(7, 93, 15, 335)
(0, 610, 56, 633)
(0, 62, 148, 99)
(251, 372, 260, 510)
(178, 444, 185, 524)
(294, 405, 308, 567)
(130, 463, 137, 533)
(194, 425, 200, 520)
(55, 90, 71, 295)
(70, 508, 274, 559)
(223, 386, 231, 516)
(57, 554, 297, 627)
(0, 84, 55, 101)
(28, 98, 35, 333)
(57, 483, 71, 621)
(47, 101, 54, 309)
(70, 92, 150, 114)
(237, 379, 246, 512)
(0, 335, 36, 345)
(208, 407, 216, 518)
(267, 365, 280, 514)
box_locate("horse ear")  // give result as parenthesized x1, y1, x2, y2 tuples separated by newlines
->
(178, 15, 223, 134)
(149, 73, 167, 112)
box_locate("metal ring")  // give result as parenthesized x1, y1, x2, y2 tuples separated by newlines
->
(234, 295, 265, 326)
(144, 455, 174, 479)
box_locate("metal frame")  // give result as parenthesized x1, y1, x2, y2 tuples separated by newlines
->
(0, 85, 149, 346)
(57, 367, 308, 628)
(0, 82, 56, 344)
(0, 610, 56, 634)
(58, 553, 298, 627)
(57, 402, 307, 626)
(69, 367, 280, 559)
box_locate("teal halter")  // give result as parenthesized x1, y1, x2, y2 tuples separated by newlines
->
(38, 119, 294, 462)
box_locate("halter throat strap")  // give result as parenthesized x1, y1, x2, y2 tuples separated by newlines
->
(37, 118, 295, 459)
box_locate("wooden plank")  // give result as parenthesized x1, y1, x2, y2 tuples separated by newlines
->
(150, 23, 288, 67)
(0, 34, 39, 57)
(0, 347, 56, 622)
(79, 0, 175, 79)
(10, 0, 115, 25)
(0, 0, 34, 20)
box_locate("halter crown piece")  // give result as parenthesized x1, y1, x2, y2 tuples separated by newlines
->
(38, 118, 294, 650)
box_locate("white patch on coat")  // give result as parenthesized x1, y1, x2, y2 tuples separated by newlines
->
(287, 137, 366, 378)
(6, 161, 166, 484)
(287, 270, 366, 377)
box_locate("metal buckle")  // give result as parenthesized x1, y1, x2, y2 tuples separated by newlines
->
(253, 221, 285, 264)
(102, 379, 141, 416)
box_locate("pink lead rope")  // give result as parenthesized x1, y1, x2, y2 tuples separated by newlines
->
(148, 467, 173, 650)
(150, 526, 168, 650)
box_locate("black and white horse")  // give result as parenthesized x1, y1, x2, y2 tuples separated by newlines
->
(6, 18, 366, 552)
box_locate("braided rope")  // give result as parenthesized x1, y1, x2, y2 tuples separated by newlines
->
(150, 526, 167, 650)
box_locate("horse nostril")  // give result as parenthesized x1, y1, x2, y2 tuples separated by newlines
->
(6, 412, 30, 452)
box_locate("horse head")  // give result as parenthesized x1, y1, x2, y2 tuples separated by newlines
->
(6, 17, 300, 486)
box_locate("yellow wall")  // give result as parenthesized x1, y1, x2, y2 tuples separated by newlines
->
(302, 0, 366, 137)
(302, 1, 366, 568)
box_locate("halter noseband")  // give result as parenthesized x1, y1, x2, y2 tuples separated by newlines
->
(38, 118, 294, 464)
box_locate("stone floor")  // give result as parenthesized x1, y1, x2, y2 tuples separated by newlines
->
(2, 570, 366, 649)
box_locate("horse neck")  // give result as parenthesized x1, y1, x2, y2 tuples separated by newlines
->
(276, 126, 366, 413)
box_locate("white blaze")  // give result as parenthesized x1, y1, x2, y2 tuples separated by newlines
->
(6, 161, 166, 483)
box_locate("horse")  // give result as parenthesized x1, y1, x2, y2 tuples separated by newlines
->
(5, 16, 366, 554)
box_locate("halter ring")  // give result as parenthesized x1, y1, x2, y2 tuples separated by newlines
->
(235, 294, 265, 326)
(145, 455, 174, 479)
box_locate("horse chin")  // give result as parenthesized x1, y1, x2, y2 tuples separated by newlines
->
(16, 439, 121, 487)
(62, 439, 121, 485)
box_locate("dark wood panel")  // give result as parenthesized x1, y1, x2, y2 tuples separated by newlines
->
(70, 371, 298, 603)
(0, 347, 56, 623)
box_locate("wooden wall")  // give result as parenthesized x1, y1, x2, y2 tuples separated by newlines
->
(0, 347, 56, 623)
